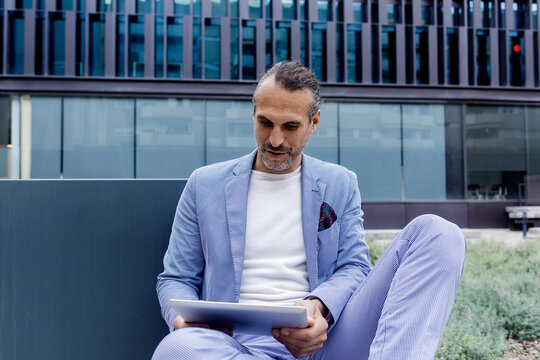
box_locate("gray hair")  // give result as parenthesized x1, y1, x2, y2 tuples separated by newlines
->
(252, 61, 323, 121)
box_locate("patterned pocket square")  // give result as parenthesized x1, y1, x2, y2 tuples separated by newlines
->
(318, 202, 337, 232)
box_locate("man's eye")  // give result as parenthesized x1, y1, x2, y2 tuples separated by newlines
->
(284, 124, 299, 130)
(259, 120, 273, 127)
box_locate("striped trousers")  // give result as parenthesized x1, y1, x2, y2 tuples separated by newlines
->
(152, 214, 467, 360)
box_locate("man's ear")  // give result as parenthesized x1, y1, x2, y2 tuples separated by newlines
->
(310, 110, 321, 134)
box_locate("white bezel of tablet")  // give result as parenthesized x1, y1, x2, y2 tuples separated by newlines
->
(169, 299, 308, 335)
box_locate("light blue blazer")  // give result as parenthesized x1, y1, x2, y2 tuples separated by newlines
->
(157, 150, 371, 331)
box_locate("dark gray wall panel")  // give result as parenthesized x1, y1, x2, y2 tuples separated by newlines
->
(362, 202, 406, 229)
(404, 202, 469, 228)
(0, 180, 186, 360)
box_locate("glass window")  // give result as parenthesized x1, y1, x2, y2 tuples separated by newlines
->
(265, 20, 272, 69)
(242, 20, 256, 80)
(339, 103, 402, 201)
(387, 3, 401, 24)
(231, 19, 239, 79)
(0, 15, 3, 74)
(405, 26, 414, 83)
(50, 13, 66, 76)
(381, 26, 396, 83)
(304, 102, 338, 163)
(136, 0, 151, 14)
(509, 31, 525, 86)
(335, 0, 343, 22)
(75, 14, 85, 76)
(300, 21, 307, 65)
(117, 0, 125, 12)
(467, 0, 473, 26)
(193, 0, 202, 16)
(371, 1, 378, 22)
(347, 24, 362, 82)
(444, 105, 464, 199)
(174, 0, 190, 15)
(8, 12, 25, 75)
(63, 98, 135, 178)
(447, 28, 459, 84)
(128, 16, 145, 77)
(90, 14, 105, 76)
(527, 107, 540, 175)
(282, 0, 297, 20)
(405, 2, 412, 24)
(15, 0, 32, 9)
(30, 97, 62, 178)
(336, 23, 344, 82)
(276, 22, 291, 63)
(136, 99, 205, 178)
(402, 104, 446, 200)
(422, 4, 434, 25)
(212, 0, 227, 17)
(231, 0, 239, 17)
(466, 106, 526, 200)
(513, 0, 528, 29)
(56, 0, 73, 10)
(533, 1, 538, 29)
(371, 25, 379, 82)
(167, 17, 183, 78)
(476, 29, 490, 85)
(35, 12, 45, 75)
(481, 0, 494, 27)
(498, 0, 505, 28)
(265, 0, 272, 18)
(206, 100, 255, 164)
(0, 96, 9, 179)
(416, 27, 429, 84)
(155, 16, 164, 77)
(312, 22, 327, 81)
(205, 18, 221, 79)
(249, 0, 262, 18)
(452, 3, 464, 26)
(352, 0, 366, 22)
(193, 18, 202, 78)
(300, 0, 307, 20)
(97, 0, 113, 12)
(156, 0, 164, 13)
(116, 15, 125, 76)
(318, 0, 331, 21)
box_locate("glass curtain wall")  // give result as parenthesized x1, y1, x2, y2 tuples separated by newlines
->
(7, 96, 540, 201)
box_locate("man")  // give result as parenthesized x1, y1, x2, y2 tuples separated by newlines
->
(153, 61, 466, 360)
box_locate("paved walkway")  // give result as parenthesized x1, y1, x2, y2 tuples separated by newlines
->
(365, 227, 540, 245)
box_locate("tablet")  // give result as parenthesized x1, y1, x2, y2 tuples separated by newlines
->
(169, 299, 308, 335)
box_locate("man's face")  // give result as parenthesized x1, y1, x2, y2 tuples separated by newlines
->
(253, 78, 319, 174)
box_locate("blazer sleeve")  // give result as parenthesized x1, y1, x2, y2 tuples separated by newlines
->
(156, 170, 205, 331)
(306, 170, 371, 329)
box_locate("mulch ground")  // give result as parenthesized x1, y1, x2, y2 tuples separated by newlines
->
(502, 338, 540, 359)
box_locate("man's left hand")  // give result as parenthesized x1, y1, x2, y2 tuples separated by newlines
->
(272, 299, 329, 359)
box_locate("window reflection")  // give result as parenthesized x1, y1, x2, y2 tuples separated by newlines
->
(116, 15, 125, 76)
(193, 18, 202, 78)
(205, 18, 221, 79)
(282, 0, 297, 20)
(231, 19, 240, 79)
(9, 11, 25, 74)
(347, 24, 362, 82)
(276, 22, 291, 62)
(466, 106, 526, 199)
(76, 14, 85, 76)
(136, 99, 205, 178)
(155, 16, 164, 77)
(128, 16, 145, 77)
(242, 20, 256, 80)
(167, 17, 183, 78)
(50, 13, 66, 75)
(382, 25, 396, 83)
(206, 100, 254, 164)
(312, 22, 327, 81)
(339, 103, 402, 201)
(90, 14, 105, 76)
(35, 12, 46, 75)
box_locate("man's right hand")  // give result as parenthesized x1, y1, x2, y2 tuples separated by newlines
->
(172, 315, 233, 337)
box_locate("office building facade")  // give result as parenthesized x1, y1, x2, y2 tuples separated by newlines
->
(1, 0, 539, 221)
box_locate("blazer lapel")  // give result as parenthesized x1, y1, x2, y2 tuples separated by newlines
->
(224, 151, 256, 301)
(301, 154, 326, 290)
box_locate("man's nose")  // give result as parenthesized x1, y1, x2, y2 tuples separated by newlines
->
(269, 127, 285, 147)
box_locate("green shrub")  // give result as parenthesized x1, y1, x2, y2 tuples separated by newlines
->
(366, 238, 540, 360)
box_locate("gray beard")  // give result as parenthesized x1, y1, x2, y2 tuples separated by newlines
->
(258, 147, 300, 172)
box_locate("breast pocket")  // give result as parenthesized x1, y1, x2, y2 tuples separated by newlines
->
(317, 222, 340, 278)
